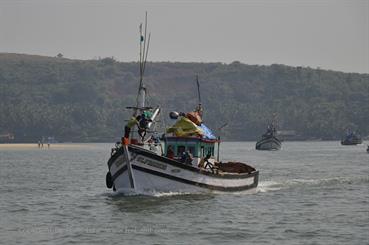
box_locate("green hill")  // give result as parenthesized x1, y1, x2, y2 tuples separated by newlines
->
(0, 53, 368, 142)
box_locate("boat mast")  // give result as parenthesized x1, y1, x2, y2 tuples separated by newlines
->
(271, 113, 278, 134)
(196, 75, 203, 116)
(217, 123, 228, 162)
(136, 12, 151, 113)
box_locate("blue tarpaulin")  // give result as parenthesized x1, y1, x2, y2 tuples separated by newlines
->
(200, 124, 217, 140)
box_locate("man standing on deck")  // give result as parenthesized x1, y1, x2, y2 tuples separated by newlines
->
(122, 115, 141, 145)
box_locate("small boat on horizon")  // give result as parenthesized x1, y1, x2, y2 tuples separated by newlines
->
(341, 129, 362, 145)
(255, 117, 282, 151)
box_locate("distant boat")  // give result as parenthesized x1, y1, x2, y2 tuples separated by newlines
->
(0, 133, 14, 143)
(256, 122, 281, 151)
(341, 130, 362, 145)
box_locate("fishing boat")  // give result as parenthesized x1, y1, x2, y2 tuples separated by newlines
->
(341, 129, 362, 145)
(105, 14, 259, 195)
(255, 119, 281, 151)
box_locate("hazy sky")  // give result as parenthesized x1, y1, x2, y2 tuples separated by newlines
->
(0, 0, 368, 73)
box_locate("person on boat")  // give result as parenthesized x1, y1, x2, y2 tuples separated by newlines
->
(204, 160, 216, 172)
(150, 133, 161, 144)
(181, 151, 193, 165)
(180, 151, 186, 162)
(198, 153, 211, 169)
(199, 153, 216, 173)
(267, 125, 273, 136)
(137, 112, 153, 141)
(123, 115, 142, 145)
(166, 145, 175, 159)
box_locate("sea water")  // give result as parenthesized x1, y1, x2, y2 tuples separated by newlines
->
(0, 142, 368, 244)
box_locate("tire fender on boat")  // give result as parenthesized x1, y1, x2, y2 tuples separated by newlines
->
(106, 172, 113, 189)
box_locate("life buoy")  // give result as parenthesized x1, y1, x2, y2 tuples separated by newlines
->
(106, 172, 113, 189)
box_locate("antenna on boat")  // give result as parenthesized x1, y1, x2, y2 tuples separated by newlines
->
(196, 75, 201, 106)
(196, 75, 203, 116)
(271, 113, 278, 130)
(136, 11, 151, 112)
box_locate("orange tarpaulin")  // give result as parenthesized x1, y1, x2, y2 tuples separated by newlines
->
(186, 111, 202, 126)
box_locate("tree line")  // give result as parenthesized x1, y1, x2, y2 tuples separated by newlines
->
(0, 53, 368, 142)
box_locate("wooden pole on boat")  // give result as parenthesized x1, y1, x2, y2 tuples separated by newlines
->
(136, 12, 150, 112)
(142, 33, 151, 75)
(142, 12, 149, 75)
(196, 75, 201, 105)
(216, 123, 228, 162)
(123, 145, 136, 190)
(134, 12, 152, 142)
(139, 23, 143, 84)
(196, 75, 203, 114)
(217, 136, 221, 162)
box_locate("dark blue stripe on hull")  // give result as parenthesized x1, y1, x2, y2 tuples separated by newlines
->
(109, 145, 257, 179)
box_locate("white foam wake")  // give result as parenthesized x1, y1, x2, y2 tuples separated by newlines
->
(257, 175, 368, 193)
(257, 180, 283, 193)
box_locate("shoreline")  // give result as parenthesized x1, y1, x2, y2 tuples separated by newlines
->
(0, 143, 106, 149)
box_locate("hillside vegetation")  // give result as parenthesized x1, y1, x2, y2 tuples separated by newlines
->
(0, 53, 368, 142)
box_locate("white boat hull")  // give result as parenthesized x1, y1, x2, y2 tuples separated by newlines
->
(107, 145, 259, 195)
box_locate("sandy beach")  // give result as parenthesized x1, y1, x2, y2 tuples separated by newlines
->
(0, 143, 101, 150)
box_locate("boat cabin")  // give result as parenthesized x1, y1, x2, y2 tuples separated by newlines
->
(163, 136, 218, 165)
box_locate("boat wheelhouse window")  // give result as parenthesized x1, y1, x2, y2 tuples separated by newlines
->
(206, 148, 212, 157)
(207, 148, 211, 157)
(177, 145, 185, 156)
(202, 145, 214, 157)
